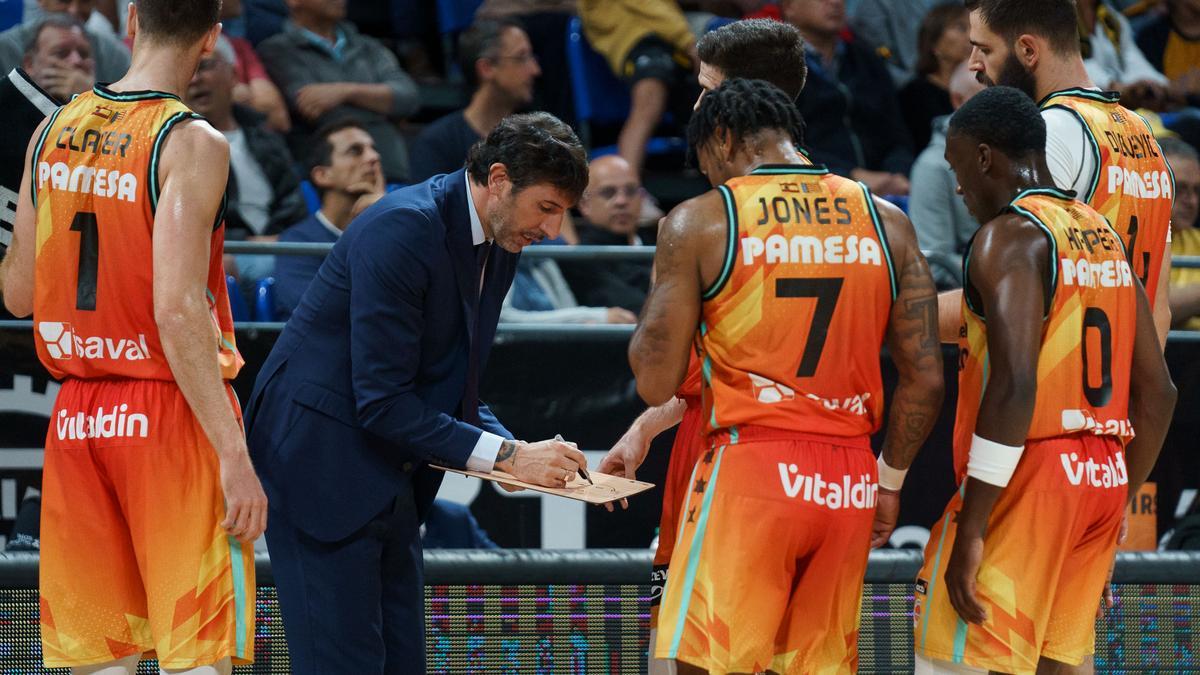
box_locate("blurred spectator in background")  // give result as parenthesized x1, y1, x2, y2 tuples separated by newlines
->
(561, 155, 652, 313)
(273, 120, 385, 319)
(245, 0, 289, 45)
(23, 0, 119, 36)
(1162, 137, 1200, 328)
(579, 0, 700, 172)
(410, 19, 540, 182)
(221, 0, 292, 132)
(908, 62, 984, 289)
(1078, 0, 1176, 109)
(187, 36, 307, 267)
(0, 0, 128, 82)
(850, 0, 944, 86)
(477, 0, 578, 125)
(899, 2, 969, 152)
(259, 0, 420, 182)
(421, 500, 499, 549)
(1137, 0, 1200, 100)
(783, 0, 914, 194)
(21, 15, 93, 103)
(501, 244, 638, 324)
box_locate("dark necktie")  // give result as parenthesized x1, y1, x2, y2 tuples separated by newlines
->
(461, 242, 491, 425)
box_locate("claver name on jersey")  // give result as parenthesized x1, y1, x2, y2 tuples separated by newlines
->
(1106, 166, 1172, 200)
(741, 234, 883, 267)
(37, 161, 138, 203)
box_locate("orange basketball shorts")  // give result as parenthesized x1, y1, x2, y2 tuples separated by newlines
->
(914, 434, 1127, 672)
(39, 378, 255, 669)
(655, 426, 878, 674)
(650, 400, 705, 626)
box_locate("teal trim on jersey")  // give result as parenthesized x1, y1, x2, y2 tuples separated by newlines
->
(860, 182, 897, 300)
(228, 537, 249, 658)
(148, 111, 201, 212)
(1008, 203, 1060, 319)
(30, 106, 65, 209)
(702, 185, 739, 301)
(919, 482, 966, 652)
(748, 163, 830, 176)
(703, 354, 718, 430)
(952, 618, 969, 662)
(1037, 88, 1119, 107)
(667, 445, 727, 659)
(729, 426, 739, 445)
(92, 84, 181, 103)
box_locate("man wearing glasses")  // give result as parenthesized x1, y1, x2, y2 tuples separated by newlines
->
(561, 154, 653, 313)
(411, 19, 542, 182)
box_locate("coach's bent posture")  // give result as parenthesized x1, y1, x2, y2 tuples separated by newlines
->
(245, 112, 590, 673)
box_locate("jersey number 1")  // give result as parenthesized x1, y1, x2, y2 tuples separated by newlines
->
(776, 277, 843, 377)
(71, 211, 98, 311)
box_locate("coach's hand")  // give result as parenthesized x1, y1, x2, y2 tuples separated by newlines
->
(945, 532, 987, 624)
(870, 488, 900, 548)
(219, 448, 269, 543)
(495, 439, 588, 488)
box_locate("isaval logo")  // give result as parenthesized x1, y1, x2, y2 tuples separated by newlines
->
(37, 322, 150, 361)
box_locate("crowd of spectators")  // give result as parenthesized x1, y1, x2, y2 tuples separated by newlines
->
(4, 0, 1200, 326)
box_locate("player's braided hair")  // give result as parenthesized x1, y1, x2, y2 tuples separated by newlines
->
(686, 78, 806, 166)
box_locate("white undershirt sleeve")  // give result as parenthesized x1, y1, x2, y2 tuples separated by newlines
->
(1042, 107, 1096, 197)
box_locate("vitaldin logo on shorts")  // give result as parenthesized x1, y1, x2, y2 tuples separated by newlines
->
(38, 322, 150, 361)
(55, 404, 149, 440)
(778, 463, 878, 509)
(1060, 450, 1129, 488)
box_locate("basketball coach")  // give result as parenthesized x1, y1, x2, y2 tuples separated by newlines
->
(245, 112, 592, 673)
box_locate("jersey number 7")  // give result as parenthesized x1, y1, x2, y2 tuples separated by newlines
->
(776, 277, 844, 378)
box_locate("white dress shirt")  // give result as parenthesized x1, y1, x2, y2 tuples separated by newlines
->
(463, 173, 505, 471)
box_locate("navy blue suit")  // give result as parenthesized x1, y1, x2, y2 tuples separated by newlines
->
(272, 213, 338, 320)
(244, 170, 517, 673)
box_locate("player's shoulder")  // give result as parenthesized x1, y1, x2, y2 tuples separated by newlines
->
(662, 188, 727, 241)
(977, 210, 1052, 255)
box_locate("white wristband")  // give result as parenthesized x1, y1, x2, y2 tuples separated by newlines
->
(877, 455, 907, 491)
(966, 434, 1025, 487)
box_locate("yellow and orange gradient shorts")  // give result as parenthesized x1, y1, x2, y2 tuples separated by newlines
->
(914, 434, 1127, 672)
(655, 427, 878, 674)
(38, 378, 255, 669)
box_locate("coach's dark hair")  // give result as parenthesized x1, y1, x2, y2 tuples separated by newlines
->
(964, 0, 1079, 55)
(687, 78, 805, 164)
(23, 14, 86, 60)
(466, 112, 588, 202)
(916, 3, 968, 77)
(458, 18, 524, 91)
(696, 19, 807, 100)
(949, 85, 1045, 157)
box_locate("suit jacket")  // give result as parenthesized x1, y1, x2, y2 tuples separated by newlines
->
(273, 213, 339, 320)
(245, 170, 517, 542)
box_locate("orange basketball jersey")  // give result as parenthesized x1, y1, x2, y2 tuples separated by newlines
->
(31, 85, 241, 381)
(1040, 89, 1174, 303)
(954, 188, 1138, 482)
(698, 164, 897, 437)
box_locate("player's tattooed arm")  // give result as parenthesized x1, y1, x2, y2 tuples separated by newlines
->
(629, 196, 713, 406)
(880, 201, 944, 473)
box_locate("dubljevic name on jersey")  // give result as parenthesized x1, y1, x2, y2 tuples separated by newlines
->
(37, 161, 138, 202)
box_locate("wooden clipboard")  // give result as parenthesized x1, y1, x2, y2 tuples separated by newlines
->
(431, 465, 654, 504)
